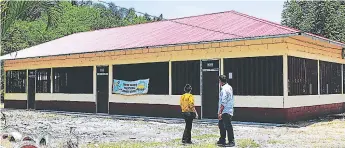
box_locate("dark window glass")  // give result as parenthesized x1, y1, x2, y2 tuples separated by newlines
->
(288, 56, 318, 95)
(320, 61, 342, 94)
(36, 69, 51, 93)
(223, 56, 283, 96)
(53, 66, 93, 94)
(6, 70, 27, 93)
(172, 60, 200, 95)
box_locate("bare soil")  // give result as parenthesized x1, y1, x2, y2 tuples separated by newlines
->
(1, 110, 345, 148)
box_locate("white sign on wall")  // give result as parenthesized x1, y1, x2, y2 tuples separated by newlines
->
(229, 72, 233, 79)
(113, 79, 150, 95)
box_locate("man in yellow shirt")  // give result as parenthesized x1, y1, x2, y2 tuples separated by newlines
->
(180, 84, 198, 144)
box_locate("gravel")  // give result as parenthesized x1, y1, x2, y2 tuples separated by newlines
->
(1, 110, 345, 148)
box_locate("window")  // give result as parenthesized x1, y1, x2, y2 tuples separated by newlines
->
(113, 62, 169, 94)
(288, 56, 318, 95)
(320, 61, 342, 94)
(6, 70, 26, 93)
(172, 60, 200, 95)
(223, 56, 283, 96)
(343, 64, 345, 94)
(53, 66, 93, 94)
(36, 69, 51, 93)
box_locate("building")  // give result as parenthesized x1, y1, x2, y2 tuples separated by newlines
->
(1, 11, 345, 123)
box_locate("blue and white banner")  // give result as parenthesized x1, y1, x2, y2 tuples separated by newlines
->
(113, 79, 149, 95)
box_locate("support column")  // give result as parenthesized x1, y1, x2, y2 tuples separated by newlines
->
(93, 66, 97, 108)
(2, 64, 5, 100)
(50, 68, 53, 93)
(200, 60, 203, 119)
(318, 60, 320, 95)
(169, 60, 172, 95)
(109, 65, 113, 108)
(341, 64, 345, 94)
(220, 58, 224, 75)
(26, 69, 29, 109)
(0, 60, 2, 103)
(283, 55, 288, 108)
(0, 60, 2, 97)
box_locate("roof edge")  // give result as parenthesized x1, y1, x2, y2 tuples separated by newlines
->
(301, 33, 345, 47)
(229, 11, 300, 32)
(1, 33, 301, 61)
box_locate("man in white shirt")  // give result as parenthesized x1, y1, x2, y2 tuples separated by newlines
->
(217, 75, 235, 147)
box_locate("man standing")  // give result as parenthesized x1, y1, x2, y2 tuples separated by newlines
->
(217, 75, 235, 147)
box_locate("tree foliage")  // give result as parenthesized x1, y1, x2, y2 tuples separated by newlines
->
(0, 1, 62, 39)
(1, 1, 163, 55)
(0, 1, 163, 103)
(281, 0, 345, 43)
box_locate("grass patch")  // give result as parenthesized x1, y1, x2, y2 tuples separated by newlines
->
(192, 129, 202, 135)
(186, 143, 218, 148)
(161, 134, 219, 147)
(237, 139, 260, 148)
(0, 139, 15, 148)
(193, 134, 219, 140)
(84, 141, 162, 148)
(41, 113, 58, 118)
(163, 137, 219, 148)
(267, 139, 283, 144)
(310, 119, 345, 128)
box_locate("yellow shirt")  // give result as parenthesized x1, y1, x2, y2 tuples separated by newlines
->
(180, 93, 195, 112)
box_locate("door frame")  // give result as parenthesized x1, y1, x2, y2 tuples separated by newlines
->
(27, 69, 36, 109)
(96, 65, 109, 114)
(200, 59, 221, 119)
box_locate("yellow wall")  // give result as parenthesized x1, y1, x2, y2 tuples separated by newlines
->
(4, 35, 344, 71)
(285, 36, 344, 63)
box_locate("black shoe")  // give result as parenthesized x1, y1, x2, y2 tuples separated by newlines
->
(182, 140, 186, 144)
(227, 141, 235, 147)
(217, 140, 226, 146)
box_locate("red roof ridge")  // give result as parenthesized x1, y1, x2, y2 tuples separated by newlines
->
(82, 11, 237, 34)
(71, 10, 300, 35)
(168, 10, 237, 21)
(82, 11, 250, 33)
(78, 20, 165, 34)
(229, 10, 300, 32)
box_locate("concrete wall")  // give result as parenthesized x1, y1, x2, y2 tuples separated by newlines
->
(285, 95, 345, 108)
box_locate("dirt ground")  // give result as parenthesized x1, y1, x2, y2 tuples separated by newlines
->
(1, 109, 345, 148)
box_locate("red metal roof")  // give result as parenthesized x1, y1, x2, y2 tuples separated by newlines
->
(0, 10, 307, 60)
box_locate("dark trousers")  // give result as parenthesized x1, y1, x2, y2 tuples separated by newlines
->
(182, 112, 194, 142)
(218, 113, 234, 142)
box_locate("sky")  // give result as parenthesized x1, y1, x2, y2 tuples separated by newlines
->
(105, 0, 286, 24)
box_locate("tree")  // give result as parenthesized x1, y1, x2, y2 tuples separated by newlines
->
(1, 2, 161, 54)
(70, 0, 92, 7)
(281, 0, 345, 43)
(0, 1, 62, 103)
(107, 2, 120, 19)
(144, 13, 152, 21)
(1, 1, 62, 38)
(158, 14, 164, 21)
(281, 0, 303, 29)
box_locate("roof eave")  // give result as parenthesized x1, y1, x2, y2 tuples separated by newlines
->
(301, 32, 345, 48)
